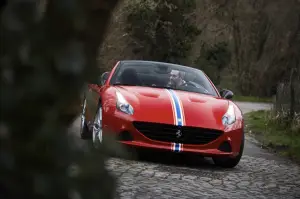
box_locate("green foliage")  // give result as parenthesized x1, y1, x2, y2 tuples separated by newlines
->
(245, 110, 300, 162)
(194, 42, 231, 85)
(125, 0, 200, 63)
(0, 0, 122, 198)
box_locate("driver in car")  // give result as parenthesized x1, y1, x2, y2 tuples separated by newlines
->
(166, 70, 186, 88)
(166, 69, 210, 94)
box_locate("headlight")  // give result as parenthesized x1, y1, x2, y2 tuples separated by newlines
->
(222, 104, 236, 126)
(116, 91, 134, 115)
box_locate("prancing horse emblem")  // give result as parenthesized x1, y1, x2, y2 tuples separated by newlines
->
(176, 129, 182, 138)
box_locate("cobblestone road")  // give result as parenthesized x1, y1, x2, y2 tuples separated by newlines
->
(108, 153, 300, 199)
(72, 102, 300, 199)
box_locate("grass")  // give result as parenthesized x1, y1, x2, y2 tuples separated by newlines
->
(234, 95, 273, 103)
(244, 110, 300, 163)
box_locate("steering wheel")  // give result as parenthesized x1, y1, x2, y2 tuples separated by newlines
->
(183, 81, 198, 88)
(183, 81, 210, 94)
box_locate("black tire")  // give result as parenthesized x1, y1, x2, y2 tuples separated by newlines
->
(80, 122, 91, 139)
(212, 132, 245, 168)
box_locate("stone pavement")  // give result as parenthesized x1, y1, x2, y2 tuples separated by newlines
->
(107, 152, 300, 199)
(71, 101, 300, 199)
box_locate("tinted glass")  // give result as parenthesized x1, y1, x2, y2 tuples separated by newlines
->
(109, 61, 218, 96)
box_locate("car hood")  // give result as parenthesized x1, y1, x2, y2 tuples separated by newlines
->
(115, 86, 229, 130)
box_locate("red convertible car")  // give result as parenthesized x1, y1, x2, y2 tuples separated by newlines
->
(80, 60, 244, 168)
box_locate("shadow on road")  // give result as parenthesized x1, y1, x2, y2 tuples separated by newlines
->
(121, 147, 233, 171)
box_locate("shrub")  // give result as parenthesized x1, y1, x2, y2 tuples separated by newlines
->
(194, 42, 231, 85)
(125, 0, 201, 64)
(0, 1, 122, 198)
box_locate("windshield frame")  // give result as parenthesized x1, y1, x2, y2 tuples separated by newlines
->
(108, 60, 220, 97)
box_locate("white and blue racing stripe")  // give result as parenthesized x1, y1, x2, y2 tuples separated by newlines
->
(172, 143, 182, 152)
(165, 89, 185, 126)
(165, 89, 185, 152)
(168, 89, 185, 126)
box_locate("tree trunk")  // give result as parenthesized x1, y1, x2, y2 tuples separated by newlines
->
(289, 68, 296, 120)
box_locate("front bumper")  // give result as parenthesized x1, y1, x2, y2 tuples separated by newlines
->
(103, 112, 244, 158)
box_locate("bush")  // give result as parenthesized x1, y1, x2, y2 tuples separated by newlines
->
(0, 0, 122, 198)
(245, 110, 300, 161)
(125, 0, 201, 63)
(194, 42, 231, 85)
(270, 110, 300, 133)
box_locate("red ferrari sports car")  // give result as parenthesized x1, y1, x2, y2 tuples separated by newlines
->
(80, 60, 244, 168)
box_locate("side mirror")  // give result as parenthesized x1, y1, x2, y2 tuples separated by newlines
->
(99, 71, 110, 86)
(219, 89, 234, 100)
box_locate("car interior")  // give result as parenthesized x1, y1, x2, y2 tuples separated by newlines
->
(113, 64, 214, 96)
(117, 67, 170, 87)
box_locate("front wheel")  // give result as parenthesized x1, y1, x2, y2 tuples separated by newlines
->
(80, 96, 91, 139)
(92, 106, 103, 148)
(212, 133, 245, 168)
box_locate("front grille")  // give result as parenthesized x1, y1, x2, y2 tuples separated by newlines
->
(132, 121, 223, 145)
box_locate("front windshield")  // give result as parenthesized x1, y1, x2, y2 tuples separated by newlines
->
(109, 61, 219, 97)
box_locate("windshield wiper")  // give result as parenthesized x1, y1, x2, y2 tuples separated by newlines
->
(148, 84, 173, 89)
(148, 84, 213, 95)
(112, 83, 136, 86)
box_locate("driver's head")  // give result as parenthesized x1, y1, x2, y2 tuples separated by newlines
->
(169, 70, 184, 86)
